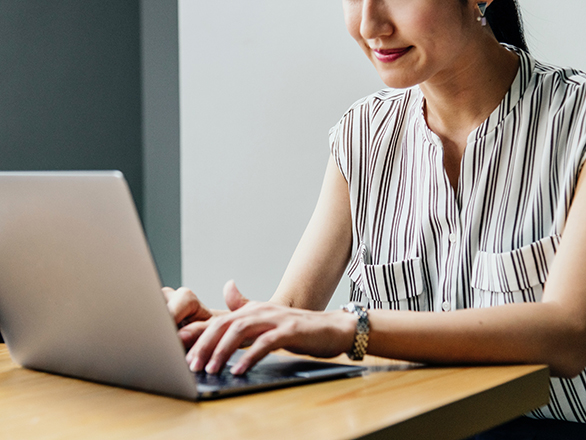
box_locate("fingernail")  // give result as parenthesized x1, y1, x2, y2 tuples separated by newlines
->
(205, 360, 218, 374)
(189, 358, 202, 372)
(230, 363, 245, 375)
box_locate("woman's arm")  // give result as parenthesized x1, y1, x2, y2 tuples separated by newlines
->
(367, 165, 586, 378)
(166, 155, 353, 349)
(188, 164, 586, 378)
(269, 155, 353, 310)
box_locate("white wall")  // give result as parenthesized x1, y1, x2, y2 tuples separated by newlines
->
(178, 1, 383, 309)
(519, 0, 586, 70)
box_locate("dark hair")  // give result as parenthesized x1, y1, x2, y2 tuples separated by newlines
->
(485, 0, 528, 52)
(461, 0, 529, 52)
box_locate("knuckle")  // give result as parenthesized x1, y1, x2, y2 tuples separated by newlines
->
(258, 302, 275, 311)
(257, 330, 280, 347)
(231, 317, 251, 334)
(283, 318, 298, 333)
(191, 345, 208, 360)
(210, 316, 227, 331)
(211, 347, 230, 362)
(178, 287, 197, 300)
(242, 300, 259, 310)
(244, 301, 275, 314)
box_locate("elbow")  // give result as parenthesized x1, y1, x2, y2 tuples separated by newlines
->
(551, 360, 586, 379)
(539, 302, 586, 378)
(548, 324, 586, 379)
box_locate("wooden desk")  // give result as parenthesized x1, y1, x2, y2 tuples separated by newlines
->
(0, 344, 548, 440)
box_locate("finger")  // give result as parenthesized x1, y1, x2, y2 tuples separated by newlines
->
(161, 287, 174, 302)
(166, 292, 193, 324)
(178, 320, 209, 349)
(186, 315, 232, 372)
(205, 318, 276, 374)
(167, 287, 212, 325)
(223, 280, 249, 312)
(230, 328, 286, 375)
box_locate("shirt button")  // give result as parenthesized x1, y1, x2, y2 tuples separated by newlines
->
(442, 301, 451, 312)
(449, 233, 457, 243)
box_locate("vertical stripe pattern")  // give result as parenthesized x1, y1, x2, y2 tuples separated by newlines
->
(329, 46, 586, 422)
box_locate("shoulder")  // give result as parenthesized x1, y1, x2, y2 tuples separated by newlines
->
(531, 57, 586, 99)
(328, 87, 420, 178)
(338, 87, 419, 120)
(503, 43, 586, 91)
(533, 60, 586, 128)
(533, 58, 586, 86)
(503, 44, 586, 106)
(518, 51, 586, 141)
(330, 86, 421, 138)
(527, 57, 586, 171)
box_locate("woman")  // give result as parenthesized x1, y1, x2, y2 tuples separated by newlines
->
(165, 0, 586, 436)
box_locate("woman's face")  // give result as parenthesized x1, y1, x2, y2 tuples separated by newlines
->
(343, 0, 481, 89)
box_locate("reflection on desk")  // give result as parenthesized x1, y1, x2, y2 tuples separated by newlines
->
(0, 344, 548, 440)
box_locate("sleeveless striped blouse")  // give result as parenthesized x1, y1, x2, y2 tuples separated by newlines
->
(329, 46, 586, 422)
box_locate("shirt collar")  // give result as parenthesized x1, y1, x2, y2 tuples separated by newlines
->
(469, 44, 535, 142)
(414, 44, 535, 145)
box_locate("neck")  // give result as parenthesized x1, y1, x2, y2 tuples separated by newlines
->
(419, 34, 519, 191)
(420, 37, 519, 146)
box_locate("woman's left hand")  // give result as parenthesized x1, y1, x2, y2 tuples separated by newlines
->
(181, 282, 356, 375)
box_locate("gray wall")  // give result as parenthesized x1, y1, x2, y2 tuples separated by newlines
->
(141, 0, 181, 288)
(0, 0, 143, 209)
(0, 0, 182, 288)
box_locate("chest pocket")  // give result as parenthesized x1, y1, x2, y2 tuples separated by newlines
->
(348, 243, 427, 311)
(470, 235, 561, 304)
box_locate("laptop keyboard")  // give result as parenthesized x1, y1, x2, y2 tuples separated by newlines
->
(195, 366, 296, 388)
(193, 357, 365, 398)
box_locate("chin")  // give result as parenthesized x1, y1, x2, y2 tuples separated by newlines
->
(370, 54, 425, 90)
(379, 75, 421, 90)
(371, 64, 422, 90)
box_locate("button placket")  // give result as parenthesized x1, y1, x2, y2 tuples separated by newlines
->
(442, 222, 462, 312)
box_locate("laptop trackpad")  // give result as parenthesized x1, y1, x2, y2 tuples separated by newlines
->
(226, 349, 363, 378)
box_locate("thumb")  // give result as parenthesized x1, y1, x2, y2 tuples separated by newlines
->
(223, 280, 249, 311)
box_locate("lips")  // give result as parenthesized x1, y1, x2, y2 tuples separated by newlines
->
(372, 46, 412, 63)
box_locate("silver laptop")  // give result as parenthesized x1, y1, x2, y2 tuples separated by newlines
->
(0, 171, 364, 400)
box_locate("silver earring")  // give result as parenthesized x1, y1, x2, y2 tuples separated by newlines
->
(477, 1, 487, 26)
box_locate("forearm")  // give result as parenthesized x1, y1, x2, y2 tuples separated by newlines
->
(270, 155, 352, 310)
(368, 302, 586, 378)
(269, 235, 350, 310)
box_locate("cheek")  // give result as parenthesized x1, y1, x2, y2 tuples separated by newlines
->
(409, 3, 436, 29)
(402, 8, 460, 62)
(393, 3, 436, 42)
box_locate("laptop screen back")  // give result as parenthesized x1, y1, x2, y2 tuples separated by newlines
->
(0, 171, 199, 399)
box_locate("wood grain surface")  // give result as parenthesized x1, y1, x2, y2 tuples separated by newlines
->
(0, 344, 549, 440)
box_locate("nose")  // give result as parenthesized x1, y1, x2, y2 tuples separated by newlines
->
(360, 0, 393, 40)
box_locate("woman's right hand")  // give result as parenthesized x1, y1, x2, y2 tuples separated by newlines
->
(162, 287, 214, 327)
(162, 281, 250, 349)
